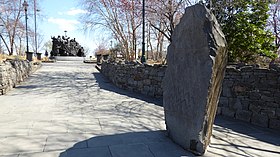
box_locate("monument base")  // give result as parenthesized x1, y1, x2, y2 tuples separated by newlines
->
(26, 52, 33, 61)
(55, 56, 85, 61)
(36, 53, 42, 60)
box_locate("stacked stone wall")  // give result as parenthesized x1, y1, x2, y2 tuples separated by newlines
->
(0, 60, 41, 95)
(218, 64, 280, 130)
(101, 62, 165, 98)
(101, 62, 280, 130)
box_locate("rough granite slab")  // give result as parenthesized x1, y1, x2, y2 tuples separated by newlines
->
(163, 4, 227, 155)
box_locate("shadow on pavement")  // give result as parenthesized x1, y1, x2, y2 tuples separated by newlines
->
(6, 63, 280, 157)
(205, 115, 280, 157)
(57, 118, 280, 157)
(214, 116, 280, 146)
(92, 71, 280, 157)
(59, 131, 194, 157)
(92, 72, 163, 107)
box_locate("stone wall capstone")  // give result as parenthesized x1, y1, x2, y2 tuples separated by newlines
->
(100, 62, 280, 131)
(0, 60, 41, 95)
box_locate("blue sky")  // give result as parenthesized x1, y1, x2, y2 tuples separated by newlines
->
(38, 0, 98, 55)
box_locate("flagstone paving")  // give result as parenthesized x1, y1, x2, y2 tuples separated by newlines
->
(0, 61, 279, 157)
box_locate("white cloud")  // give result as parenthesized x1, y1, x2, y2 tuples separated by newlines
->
(58, 11, 64, 15)
(66, 8, 88, 16)
(56, 8, 87, 16)
(48, 17, 80, 31)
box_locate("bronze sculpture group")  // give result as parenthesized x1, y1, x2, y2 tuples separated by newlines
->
(51, 35, 85, 57)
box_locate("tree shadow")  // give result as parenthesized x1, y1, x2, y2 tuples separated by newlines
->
(59, 131, 194, 157)
(4, 62, 280, 157)
(214, 116, 280, 145)
(92, 72, 163, 107)
(205, 116, 280, 157)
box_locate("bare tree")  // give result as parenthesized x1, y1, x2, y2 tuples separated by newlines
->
(95, 41, 108, 56)
(146, 0, 190, 42)
(0, 0, 25, 55)
(0, 0, 39, 56)
(13, 22, 25, 56)
(80, 0, 193, 62)
(43, 40, 52, 52)
(80, 0, 142, 61)
(268, 1, 280, 51)
(144, 0, 191, 61)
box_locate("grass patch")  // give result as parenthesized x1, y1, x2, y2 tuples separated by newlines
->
(0, 54, 26, 61)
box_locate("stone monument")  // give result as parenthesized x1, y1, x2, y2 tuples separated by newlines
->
(51, 36, 85, 57)
(163, 4, 227, 155)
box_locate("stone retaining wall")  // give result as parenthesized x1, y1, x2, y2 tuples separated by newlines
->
(218, 64, 280, 130)
(0, 60, 41, 95)
(101, 62, 165, 98)
(101, 62, 280, 130)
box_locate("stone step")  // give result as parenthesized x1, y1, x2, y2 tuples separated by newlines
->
(55, 56, 85, 61)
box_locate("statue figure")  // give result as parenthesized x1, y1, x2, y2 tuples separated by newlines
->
(45, 50, 48, 57)
(51, 35, 84, 57)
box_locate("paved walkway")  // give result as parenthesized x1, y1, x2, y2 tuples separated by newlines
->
(0, 61, 279, 157)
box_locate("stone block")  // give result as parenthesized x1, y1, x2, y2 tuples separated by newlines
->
(240, 99, 250, 110)
(148, 91, 155, 97)
(216, 107, 222, 115)
(276, 108, 280, 118)
(222, 86, 232, 97)
(274, 97, 280, 103)
(249, 92, 261, 100)
(143, 86, 149, 92)
(155, 76, 162, 82)
(158, 71, 165, 77)
(221, 107, 236, 118)
(260, 109, 276, 118)
(240, 66, 254, 71)
(222, 80, 234, 86)
(218, 97, 228, 107)
(143, 79, 151, 85)
(251, 113, 268, 127)
(163, 4, 227, 155)
(261, 90, 273, 96)
(249, 103, 262, 113)
(236, 110, 252, 122)
(273, 92, 280, 98)
(261, 95, 274, 102)
(231, 99, 242, 110)
(269, 119, 280, 131)
(266, 102, 279, 108)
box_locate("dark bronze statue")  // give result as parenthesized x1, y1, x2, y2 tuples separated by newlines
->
(51, 36, 85, 57)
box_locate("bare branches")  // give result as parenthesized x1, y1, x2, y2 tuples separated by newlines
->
(79, 0, 191, 61)
(146, 0, 189, 42)
(80, 0, 142, 60)
(0, 0, 32, 55)
(268, 2, 280, 50)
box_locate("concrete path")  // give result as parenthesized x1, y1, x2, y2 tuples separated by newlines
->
(0, 61, 279, 157)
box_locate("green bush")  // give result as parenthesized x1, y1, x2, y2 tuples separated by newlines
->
(211, 1, 277, 63)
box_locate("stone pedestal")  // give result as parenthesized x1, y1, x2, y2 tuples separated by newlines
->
(26, 52, 33, 61)
(163, 4, 227, 155)
(36, 53, 42, 60)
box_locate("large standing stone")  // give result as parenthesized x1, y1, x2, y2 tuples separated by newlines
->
(163, 4, 227, 155)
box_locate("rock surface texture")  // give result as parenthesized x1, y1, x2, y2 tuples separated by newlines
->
(0, 60, 40, 95)
(163, 4, 227, 155)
